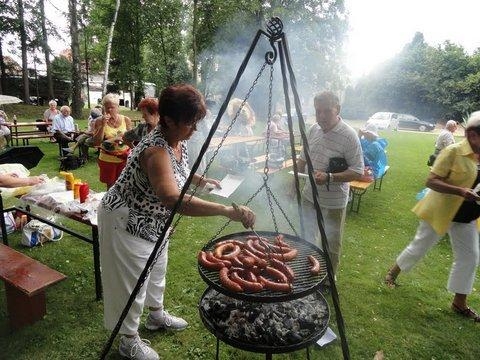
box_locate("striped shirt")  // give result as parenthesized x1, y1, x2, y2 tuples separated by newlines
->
(300, 119, 364, 208)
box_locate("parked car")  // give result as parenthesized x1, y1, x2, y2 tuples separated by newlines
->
(397, 114, 435, 132)
(366, 112, 399, 130)
(366, 112, 435, 132)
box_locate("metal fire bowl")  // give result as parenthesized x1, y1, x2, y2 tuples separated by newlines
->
(198, 287, 330, 354)
(198, 231, 327, 303)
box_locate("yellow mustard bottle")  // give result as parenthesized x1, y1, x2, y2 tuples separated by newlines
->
(59, 171, 75, 191)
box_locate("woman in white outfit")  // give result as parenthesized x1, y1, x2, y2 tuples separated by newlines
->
(98, 84, 256, 360)
(385, 111, 480, 323)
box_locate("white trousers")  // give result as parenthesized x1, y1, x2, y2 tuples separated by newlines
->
(98, 205, 169, 335)
(301, 200, 346, 275)
(397, 220, 479, 294)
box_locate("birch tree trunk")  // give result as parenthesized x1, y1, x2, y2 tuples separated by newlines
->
(102, 0, 121, 96)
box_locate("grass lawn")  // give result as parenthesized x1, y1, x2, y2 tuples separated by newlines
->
(0, 109, 478, 359)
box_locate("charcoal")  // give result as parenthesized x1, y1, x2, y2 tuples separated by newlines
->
(199, 289, 329, 348)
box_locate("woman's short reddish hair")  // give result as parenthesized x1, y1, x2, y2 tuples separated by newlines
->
(138, 97, 158, 115)
(158, 84, 206, 126)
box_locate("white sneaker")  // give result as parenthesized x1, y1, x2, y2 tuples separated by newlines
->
(118, 334, 159, 360)
(145, 310, 188, 331)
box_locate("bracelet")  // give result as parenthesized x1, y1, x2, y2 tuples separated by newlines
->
(326, 172, 331, 191)
(329, 173, 334, 183)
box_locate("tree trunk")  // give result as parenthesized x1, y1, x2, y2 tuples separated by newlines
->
(69, 0, 83, 118)
(191, 0, 198, 87)
(17, 0, 30, 103)
(39, 0, 54, 100)
(102, 0, 121, 96)
(0, 38, 5, 94)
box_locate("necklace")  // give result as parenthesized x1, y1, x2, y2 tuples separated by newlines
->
(107, 116, 119, 127)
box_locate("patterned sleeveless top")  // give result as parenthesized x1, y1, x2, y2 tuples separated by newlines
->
(99, 114, 128, 163)
(101, 126, 190, 242)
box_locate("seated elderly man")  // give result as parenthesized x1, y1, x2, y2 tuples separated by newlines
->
(50, 105, 79, 157)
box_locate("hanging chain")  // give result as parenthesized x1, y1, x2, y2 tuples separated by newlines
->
(263, 65, 279, 233)
(263, 65, 274, 179)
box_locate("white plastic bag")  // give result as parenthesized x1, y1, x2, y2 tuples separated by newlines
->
(21, 219, 63, 247)
(0, 212, 16, 235)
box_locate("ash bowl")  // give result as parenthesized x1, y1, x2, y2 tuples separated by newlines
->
(198, 287, 329, 354)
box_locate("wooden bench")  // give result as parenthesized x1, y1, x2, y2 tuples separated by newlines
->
(253, 155, 294, 174)
(6, 121, 51, 146)
(349, 166, 390, 213)
(0, 244, 66, 329)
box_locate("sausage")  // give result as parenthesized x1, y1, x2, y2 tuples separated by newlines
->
(242, 249, 268, 268)
(269, 248, 298, 261)
(237, 255, 256, 268)
(214, 239, 245, 249)
(245, 239, 269, 259)
(197, 251, 225, 271)
(307, 255, 321, 275)
(219, 267, 243, 292)
(230, 256, 245, 267)
(243, 270, 258, 283)
(214, 243, 241, 260)
(230, 271, 264, 292)
(258, 275, 292, 292)
(263, 266, 289, 283)
(274, 235, 292, 248)
(205, 251, 231, 268)
(266, 243, 292, 254)
(269, 258, 295, 281)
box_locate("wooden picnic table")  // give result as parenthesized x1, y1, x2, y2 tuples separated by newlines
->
(5, 121, 51, 146)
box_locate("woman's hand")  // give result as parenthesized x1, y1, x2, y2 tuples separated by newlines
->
(200, 177, 221, 190)
(28, 176, 45, 186)
(228, 204, 256, 229)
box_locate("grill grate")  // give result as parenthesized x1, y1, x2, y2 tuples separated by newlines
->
(198, 231, 327, 302)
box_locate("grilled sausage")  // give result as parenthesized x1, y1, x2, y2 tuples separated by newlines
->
(205, 251, 231, 268)
(214, 243, 241, 260)
(269, 248, 298, 261)
(245, 239, 269, 259)
(263, 266, 289, 283)
(197, 251, 225, 270)
(242, 249, 268, 268)
(214, 239, 245, 249)
(230, 271, 264, 292)
(219, 267, 243, 292)
(258, 275, 292, 292)
(307, 255, 321, 275)
(269, 258, 295, 281)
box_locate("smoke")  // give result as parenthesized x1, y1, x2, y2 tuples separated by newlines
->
(192, 17, 325, 235)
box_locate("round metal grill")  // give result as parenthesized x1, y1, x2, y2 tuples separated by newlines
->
(198, 287, 329, 354)
(198, 231, 327, 302)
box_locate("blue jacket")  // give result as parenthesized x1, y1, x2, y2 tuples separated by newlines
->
(360, 137, 388, 178)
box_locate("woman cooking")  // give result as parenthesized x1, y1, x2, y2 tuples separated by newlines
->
(98, 84, 256, 360)
(93, 93, 132, 189)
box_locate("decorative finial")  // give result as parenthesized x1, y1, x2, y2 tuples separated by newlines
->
(266, 17, 283, 39)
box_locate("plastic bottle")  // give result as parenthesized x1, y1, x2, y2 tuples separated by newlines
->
(73, 179, 82, 200)
(59, 171, 75, 191)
